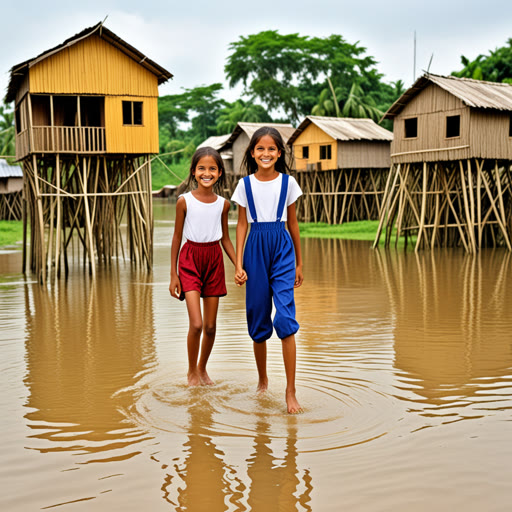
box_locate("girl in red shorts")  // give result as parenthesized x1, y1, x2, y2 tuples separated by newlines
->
(169, 147, 244, 386)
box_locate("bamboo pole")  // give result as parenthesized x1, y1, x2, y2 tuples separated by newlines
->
(82, 157, 96, 277)
(459, 160, 475, 253)
(32, 155, 46, 282)
(373, 163, 400, 249)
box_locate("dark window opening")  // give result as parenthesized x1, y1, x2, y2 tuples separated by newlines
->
(15, 109, 21, 134)
(133, 102, 143, 125)
(446, 115, 460, 138)
(80, 96, 104, 127)
(404, 117, 418, 138)
(31, 95, 51, 126)
(509, 115, 512, 137)
(54, 96, 78, 126)
(302, 146, 309, 159)
(320, 144, 332, 160)
(123, 101, 143, 126)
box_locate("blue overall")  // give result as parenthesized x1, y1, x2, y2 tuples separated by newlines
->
(243, 173, 300, 343)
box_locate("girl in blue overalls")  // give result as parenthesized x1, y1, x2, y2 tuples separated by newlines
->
(232, 126, 304, 414)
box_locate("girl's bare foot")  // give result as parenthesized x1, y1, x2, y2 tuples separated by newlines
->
(187, 371, 201, 386)
(286, 389, 303, 414)
(198, 370, 214, 385)
(256, 378, 268, 393)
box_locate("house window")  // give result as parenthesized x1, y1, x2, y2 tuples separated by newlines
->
(319, 144, 332, 160)
(509, 115, 512, 137)
(122, 101, 143, 126)
(404, 117, 418, 138)
(446, 115, 460, 138)
(15, 109, 21, 134)
(302, 146, 309, 159)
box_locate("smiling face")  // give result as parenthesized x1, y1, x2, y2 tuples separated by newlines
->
(193, 155, 222, 190)
(251, 134, 282, 172)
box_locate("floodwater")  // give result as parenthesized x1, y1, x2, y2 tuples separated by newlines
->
(1, 198, 512, 512)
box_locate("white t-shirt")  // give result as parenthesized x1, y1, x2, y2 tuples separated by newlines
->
(181, 192, 225, 243)
(231, 173, 302, 223)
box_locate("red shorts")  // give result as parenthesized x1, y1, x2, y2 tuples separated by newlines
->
(178, 240, 227, 301)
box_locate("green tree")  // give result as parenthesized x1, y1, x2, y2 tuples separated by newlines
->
(311, 77, 342, 117)
(225, 31, 385, 124)
(216, 99, 272, 133)
(182, 83, 227, 141)
(452, 39, 512, 83)
(342, 82, 384, 122)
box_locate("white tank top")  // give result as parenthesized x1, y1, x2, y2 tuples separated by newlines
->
(181, 192, 224, 243)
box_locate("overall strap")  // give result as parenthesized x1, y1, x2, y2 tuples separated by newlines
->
(276, 173, 289, 222)
(243, 176, 258, 222)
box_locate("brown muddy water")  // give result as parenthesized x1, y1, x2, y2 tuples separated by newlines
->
(1, 198, 511, 511)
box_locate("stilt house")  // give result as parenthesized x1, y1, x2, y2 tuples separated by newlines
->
(287, 116, 393, 224)
(5, 22, 172, 281)
(374, 73, 512, 252)
(219, 122, 295, 195)
(0, 160, 23, 220)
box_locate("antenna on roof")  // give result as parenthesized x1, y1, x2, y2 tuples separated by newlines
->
(100, 15, 109, 36)
(426, 53, 433, 76)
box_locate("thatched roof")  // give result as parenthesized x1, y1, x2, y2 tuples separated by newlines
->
(0, 160, 22, 178)
(384, 73, 512, 120)
(197, 134, 231, 151)
(221, 122, 296, 149)
(287, 116, 393, 146)
(5, 22, 173, 103)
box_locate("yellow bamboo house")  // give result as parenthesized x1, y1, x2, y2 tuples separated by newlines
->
(288, 116, 393, 223)
(5, 22, 172, 281)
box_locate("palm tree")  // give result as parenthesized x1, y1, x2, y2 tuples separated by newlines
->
(311, 77, 343, 117)
(342, 82, 384, 123)
(216, 99, 272, 134)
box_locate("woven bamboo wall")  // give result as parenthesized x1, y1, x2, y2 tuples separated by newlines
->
(29, 35, 158, 98)
(232, 133, 250, 176)
(470, 110, 512, 159)
(105, 96, 158, 154)
(293, 124, 337, 170)
(338, 141, 390, 169)
(391, 84, 472, 163)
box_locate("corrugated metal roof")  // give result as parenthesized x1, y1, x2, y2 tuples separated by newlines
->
(287, 116, 393, 145)
(5, 22, 173, 103)
(197, 134, 231, 151)
(0, 160, 23, 178)
(221, 122, 296, 149)
(384, 73, 512, 119)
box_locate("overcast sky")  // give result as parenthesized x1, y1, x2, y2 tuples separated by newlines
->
(2, 0, 512, 105)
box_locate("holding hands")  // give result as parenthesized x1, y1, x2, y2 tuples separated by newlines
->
(235, 266, 248, 286)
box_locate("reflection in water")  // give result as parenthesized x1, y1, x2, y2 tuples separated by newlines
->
(247, 419, 312, 512)
(376, 250, 512, 411)
(161, 398, 245, 511)
(1, 200, 512, 511)
(23, 270, 157, 461)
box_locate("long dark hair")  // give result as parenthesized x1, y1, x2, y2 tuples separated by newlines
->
(241, 126, 291, 175)
(187, 146, 226, 190)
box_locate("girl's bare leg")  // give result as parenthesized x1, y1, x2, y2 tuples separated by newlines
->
(197, 296, 219, 385)
(253, 341, 268, 392)
(184, 291, 202, 386)
(281, 334, 302, 414)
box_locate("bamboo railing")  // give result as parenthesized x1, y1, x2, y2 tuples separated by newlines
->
(31, 126, 106, 154)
